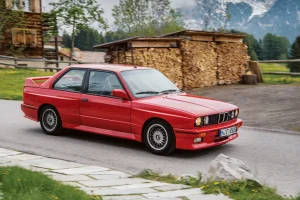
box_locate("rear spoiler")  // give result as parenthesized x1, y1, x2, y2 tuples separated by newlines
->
(24, 76, 52, 87)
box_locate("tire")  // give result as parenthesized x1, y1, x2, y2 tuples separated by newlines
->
(143, 119, 176, 155)
(39, 105, 63, 136)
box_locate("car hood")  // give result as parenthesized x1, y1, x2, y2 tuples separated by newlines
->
(139, 93, 238, 116)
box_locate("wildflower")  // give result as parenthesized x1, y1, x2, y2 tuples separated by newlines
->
(200, 185, 205, 189)
(18, 179, 21, 182)
(221, 180, 227, 183)
(174, 176, 178, 179)
(214, 182, 219, 185)
(252, 189, 256, 193)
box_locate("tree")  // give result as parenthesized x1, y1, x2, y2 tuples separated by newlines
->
(49, 0, 107, 61)
(112, 0, 184, 37)
(244, 34, 259, 61)
(62, 31, 71, 48)
(288, 36, 300, 72)
(262, 33, 289, 60)
(74, 26, 103, 51)
(0, 0, 26, 56)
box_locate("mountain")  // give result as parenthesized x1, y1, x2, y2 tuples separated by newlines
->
(180, 0, 300, 42)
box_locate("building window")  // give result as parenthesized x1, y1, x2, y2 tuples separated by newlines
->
(60, 56, 63, 61)
(12, 0, 32, 12)
(12, 28, 37, 46)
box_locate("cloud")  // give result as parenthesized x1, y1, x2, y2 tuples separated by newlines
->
(42, 0, 192, 26)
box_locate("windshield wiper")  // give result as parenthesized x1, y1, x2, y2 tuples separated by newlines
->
(136, 91, 160, 95)
(160, 89, 181, 94)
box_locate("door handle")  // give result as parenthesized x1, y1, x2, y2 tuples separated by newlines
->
(81, 98, 88, 102)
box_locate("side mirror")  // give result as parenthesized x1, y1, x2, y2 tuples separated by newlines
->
(112, 89, 129, 100)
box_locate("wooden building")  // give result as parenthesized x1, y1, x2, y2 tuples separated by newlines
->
(94, 30, 250, 89)
(0, 0, 47, 58)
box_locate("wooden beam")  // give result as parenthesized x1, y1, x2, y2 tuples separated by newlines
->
(263, 72, 300, 76)
(131, 41, 178, 48)
(215, 36, 243, 43)
(259, 59, 300, 63)
(192, 35, 213, 42)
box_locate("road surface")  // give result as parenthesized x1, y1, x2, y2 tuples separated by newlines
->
(0, 100, 299, 196)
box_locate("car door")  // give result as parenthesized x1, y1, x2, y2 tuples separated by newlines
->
(41, 68, 86, 125)
(79, 70, 132, 133)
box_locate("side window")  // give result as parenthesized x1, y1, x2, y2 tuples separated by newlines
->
(88, 71, 123, 96)
(53, 69, 86, 92)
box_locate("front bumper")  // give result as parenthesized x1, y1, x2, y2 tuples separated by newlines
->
(174, 119, 242, 150)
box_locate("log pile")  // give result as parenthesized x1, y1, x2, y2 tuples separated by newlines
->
(109, 48, 183, 88)
(180, 41, 217, 89)
(107, 40, 250, 89)
(216, 43, 250, 85)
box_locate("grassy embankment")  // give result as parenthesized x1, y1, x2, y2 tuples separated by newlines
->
(0, 68, 54, 100)
(259, 63, 300, 84)
(137, 170, 300, 200)
(0, 166, 101, 200)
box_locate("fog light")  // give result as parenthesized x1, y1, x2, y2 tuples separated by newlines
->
(194, 138, 202, 143)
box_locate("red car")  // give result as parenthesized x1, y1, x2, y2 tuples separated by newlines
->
(22, 64, 242, 155)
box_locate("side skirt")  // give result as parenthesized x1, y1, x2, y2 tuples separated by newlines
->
(62, 123, 142, 142)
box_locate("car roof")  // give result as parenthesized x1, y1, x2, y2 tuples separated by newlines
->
(69, 64, 151, 72)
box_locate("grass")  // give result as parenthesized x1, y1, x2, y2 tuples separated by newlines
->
(259, 63, 289, 73)
(259, 63, 300, 84)
(0, 68, 54, 100)
(0, 166, 101, 200)
(137, 169, 300, 200)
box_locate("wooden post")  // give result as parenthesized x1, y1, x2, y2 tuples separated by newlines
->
(248, 61, 263, 83)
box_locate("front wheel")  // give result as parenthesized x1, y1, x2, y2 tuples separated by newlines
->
(143, 119, 176, 155)
(40, 106, 63, 136)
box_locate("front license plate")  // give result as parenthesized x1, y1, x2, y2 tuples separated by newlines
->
(219, 126, 237, 137)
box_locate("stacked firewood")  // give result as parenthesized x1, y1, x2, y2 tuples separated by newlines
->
(216, 43, 250, 85)
(109, 48, 183, 88)
(180, 41, 218, 89)
(107, 41, 250, 89)
(132, 48, 183, 88)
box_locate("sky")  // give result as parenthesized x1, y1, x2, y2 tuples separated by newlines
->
(42, 0, 198, 26)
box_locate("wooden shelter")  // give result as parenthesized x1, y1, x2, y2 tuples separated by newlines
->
(94, 30, 250, 89)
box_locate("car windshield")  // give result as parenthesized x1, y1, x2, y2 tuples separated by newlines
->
(120, 69, 180, 98)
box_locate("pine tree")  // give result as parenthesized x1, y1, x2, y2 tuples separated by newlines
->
(288, 36, 300, 72)
(62, 31, 71, 48)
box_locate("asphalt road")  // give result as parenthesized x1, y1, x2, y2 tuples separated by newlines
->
(0, 100, 300, 196)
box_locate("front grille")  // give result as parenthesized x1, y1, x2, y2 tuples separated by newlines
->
(206, 111, 236, 126)
(218, 112, 228, 123)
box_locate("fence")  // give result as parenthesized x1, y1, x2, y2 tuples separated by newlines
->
(248, 59, 300, 83)
(0, 55, 105, 71)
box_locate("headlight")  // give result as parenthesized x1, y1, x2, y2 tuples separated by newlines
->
(231, 111, 235, 119)
(235, 109, 239, 117)
(195, 117, 202, 126)
(203, 116, 209, 125)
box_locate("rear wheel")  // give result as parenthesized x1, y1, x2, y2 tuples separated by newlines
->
(39, 106, 63, 136)
(143, 119, 176, 155)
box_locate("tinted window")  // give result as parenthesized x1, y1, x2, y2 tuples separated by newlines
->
(53, 69, 85, 92)
(87, 71, 123, 96)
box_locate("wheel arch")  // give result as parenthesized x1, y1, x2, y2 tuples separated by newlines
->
(38, 104, 59, 121)
(142, 117, 174, 138)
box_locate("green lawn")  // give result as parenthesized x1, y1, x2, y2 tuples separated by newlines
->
(259, 63, 300, 84)
(0, 68, 55, 100)
(259, 63, 289, 73)
(0, 166, 101, 200)
(137, 170, 300, 200)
